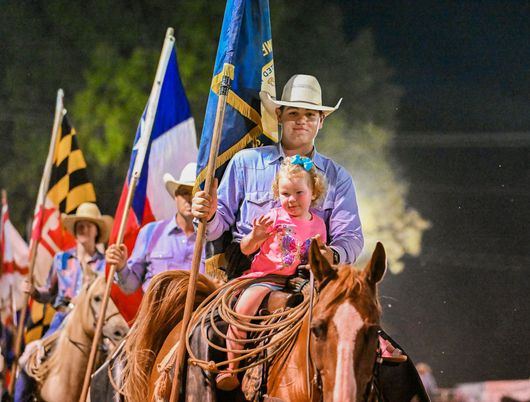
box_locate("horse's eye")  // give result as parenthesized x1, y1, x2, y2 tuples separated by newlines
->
(94, 295, 102, 303)
(310, 320, 327, 339)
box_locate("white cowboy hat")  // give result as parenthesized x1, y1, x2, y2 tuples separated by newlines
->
(62, 202, 114, 243)
(259, 74, 342, 117)
(163, 162, 197, 197)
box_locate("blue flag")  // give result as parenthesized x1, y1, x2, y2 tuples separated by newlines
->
(195, 0, 277, 189)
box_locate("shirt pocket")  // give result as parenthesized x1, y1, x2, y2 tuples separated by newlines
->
(149, 250, 174, 272)
(242, 191, 275, 223)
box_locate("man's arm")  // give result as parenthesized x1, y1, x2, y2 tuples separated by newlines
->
(192, 155, 243, 240)
(112, 225, 152, 294)
(25, 258, 59, 304)
(328, 172, 364, 264)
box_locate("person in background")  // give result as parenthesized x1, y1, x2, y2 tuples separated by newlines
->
(106, 162, 205, 293)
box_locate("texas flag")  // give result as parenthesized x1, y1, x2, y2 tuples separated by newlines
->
(0, 190, 29, 325)
(109, 42, 198, 323)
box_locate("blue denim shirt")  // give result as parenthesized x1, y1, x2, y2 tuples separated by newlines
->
(207, 143, 364, 264)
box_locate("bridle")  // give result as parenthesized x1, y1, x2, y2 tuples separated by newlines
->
(308, 273, 384, 402)
(309, 329, 384, 402)
(67, 289, 121, 356)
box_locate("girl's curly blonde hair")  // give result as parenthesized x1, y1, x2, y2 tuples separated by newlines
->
(272, 156, 327, 206)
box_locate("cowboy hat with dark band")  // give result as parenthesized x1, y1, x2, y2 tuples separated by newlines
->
(163, 162, 197, 197)
(62, 202, 113, 243)
(259, 74, 342, 116)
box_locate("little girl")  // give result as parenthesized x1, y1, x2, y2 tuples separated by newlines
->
(216, 154, 328, 391)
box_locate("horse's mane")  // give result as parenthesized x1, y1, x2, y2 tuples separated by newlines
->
(322, 265, 382, 320)
(27, 276, 104, 382)
(120, 270, 218, 402)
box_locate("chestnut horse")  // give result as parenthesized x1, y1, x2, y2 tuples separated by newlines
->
(130, 241, 386, 402)
(265, 240, 386, 402)
(25, 276, 129, 402)
(111, 241, 427, 402)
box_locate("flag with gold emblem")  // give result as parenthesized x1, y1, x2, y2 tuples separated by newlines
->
(195, 0, 277, 191)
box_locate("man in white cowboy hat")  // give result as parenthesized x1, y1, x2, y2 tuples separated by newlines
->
(192, 74, 363, 272)
(22, 202, 113, 335)
(106, 162, 205, 294)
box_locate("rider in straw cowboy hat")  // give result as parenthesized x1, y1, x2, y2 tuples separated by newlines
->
(22, 202, 113, 335)
(17, 202, 112, 401)
(192, 74, 362, 274)
(106, 162, 206, 294)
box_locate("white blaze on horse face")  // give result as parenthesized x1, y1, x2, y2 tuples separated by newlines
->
(332, 301, 363, 402)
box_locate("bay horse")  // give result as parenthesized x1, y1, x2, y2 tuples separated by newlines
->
(25, 276, 129, 402)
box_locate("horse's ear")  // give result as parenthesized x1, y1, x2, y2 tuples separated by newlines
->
(309, 238, 337, 285)
(365, 242, 386, 286)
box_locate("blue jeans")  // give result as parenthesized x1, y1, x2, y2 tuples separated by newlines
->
(14, 370, 36, 402)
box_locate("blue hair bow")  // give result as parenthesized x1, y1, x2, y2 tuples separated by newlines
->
(291, 154, 314, 171)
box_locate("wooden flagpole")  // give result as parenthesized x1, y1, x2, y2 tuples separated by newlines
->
(169, 63, 232, 402)
(8, 89, 65, 396)
(78, 27, 175, 402)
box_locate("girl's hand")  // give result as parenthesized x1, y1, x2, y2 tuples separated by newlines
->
(251, 215, 274, 241)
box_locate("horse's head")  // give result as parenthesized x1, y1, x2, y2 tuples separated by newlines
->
(78, 276, 129, 346)
(309, 241, 386, 402)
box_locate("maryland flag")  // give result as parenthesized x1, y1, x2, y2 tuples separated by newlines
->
(195, 0, 277, 191)
(26, 92, 96, 341)
(31, 111, 96, 285)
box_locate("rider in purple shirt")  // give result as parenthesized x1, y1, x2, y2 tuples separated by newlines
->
(107, 163, 205, 294)
(193, 74, 364, 267)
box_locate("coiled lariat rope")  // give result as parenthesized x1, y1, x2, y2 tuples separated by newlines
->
(186, 276, 311, 374)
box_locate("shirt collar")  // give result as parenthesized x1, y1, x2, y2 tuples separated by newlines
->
(66, 247, 104, 263)
(167, 216, 183, 235)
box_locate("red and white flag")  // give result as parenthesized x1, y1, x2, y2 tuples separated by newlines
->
(0, 191, 29, 325)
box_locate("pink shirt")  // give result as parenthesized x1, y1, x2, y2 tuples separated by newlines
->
(243, 207, 327, 278)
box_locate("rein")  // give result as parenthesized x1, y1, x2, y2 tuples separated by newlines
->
(67, 294, 121, 355)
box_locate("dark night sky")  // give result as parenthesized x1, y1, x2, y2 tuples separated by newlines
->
(338, 1, 530, 388)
